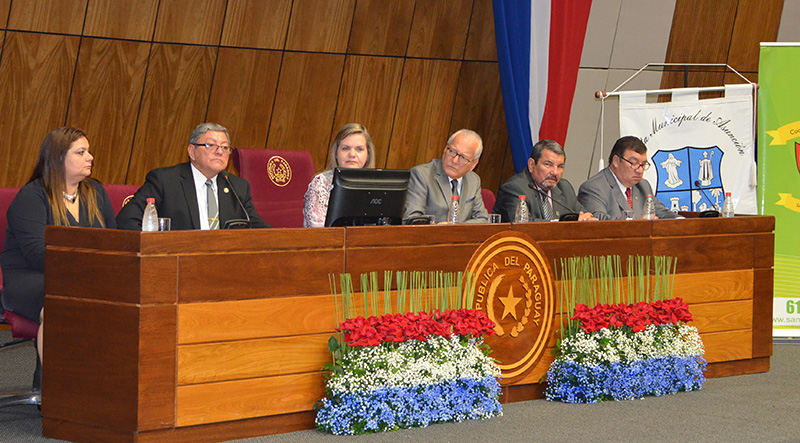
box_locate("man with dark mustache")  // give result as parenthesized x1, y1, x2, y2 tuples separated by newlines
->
(493, 139, 596, 222)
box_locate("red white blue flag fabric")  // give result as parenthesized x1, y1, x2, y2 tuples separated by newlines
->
(493, 0, 593, 172)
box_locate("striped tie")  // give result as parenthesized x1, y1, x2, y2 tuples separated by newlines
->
(206, 179, 219, 230)
(541, 193, 554, 221)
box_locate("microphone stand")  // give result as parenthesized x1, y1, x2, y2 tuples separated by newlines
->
(222, 173, 253, 229)
(527, 183, 579, 221)
(693, 180, 720, 218)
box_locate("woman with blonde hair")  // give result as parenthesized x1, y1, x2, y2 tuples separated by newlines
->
(303, 123, 376, 227)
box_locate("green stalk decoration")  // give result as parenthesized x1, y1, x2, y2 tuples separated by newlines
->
(384, 270, 392, 316)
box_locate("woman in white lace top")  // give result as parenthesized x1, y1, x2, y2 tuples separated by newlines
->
(303, 123, 376, 227)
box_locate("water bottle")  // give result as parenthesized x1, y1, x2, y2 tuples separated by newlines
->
(448, 195, 459, 224)
(514, 195, 529, 222)
(142, 198, 158, 231)
(722, 192, 734, 218)
(642, 195, 656, 220)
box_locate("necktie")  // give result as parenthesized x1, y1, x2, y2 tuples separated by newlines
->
(450, 179, 458, 199)
(625, 188, 633, 208)
(206, 179, 219, 230)
(541, 192, 554, 220)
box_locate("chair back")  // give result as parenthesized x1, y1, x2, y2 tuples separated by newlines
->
(104, 184, 140, 216)
(0, 187, 20, 294)
(231, 148, 316, 228)
(481, 188, 496, 214)
(2, 310, 38, 339)
(0, 187, 19, 253)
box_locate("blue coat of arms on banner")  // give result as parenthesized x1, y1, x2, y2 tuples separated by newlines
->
(651, 146, 724, 212)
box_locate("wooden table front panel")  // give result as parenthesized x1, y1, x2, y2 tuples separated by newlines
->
(42, 216, 774, 441)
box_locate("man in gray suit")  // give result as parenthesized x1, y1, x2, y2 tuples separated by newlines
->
(578, 135, 677, 220)
(494, 139, 595, 222)
(403, 129, 489, 224)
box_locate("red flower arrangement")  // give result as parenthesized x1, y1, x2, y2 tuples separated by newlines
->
(571, 298, 693, 333)
(337, 309, 496, 347)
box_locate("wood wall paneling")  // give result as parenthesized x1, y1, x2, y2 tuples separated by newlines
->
(207, 48, 283, 150)
(83, 0, 159, 40)
(661, 0, 737, 91)
(7, 0, 86, 34)
(0, 32, 79, 187)
(387, 58, 461, 169)
(220, 0, 293, 49)
(266, 52, 345, 168)
(347, 0, 415, 56)
(128, 44, 217, 185)
(153, 0, 227, 45)
(727, 0, 784, 73)
(332, 55, 405, 168)
(66, 38, 150, 185)
(464, 0, 498, 61)
(0, 0, 10, 28)
(406, 0, 472, 59)
(451, 61, 507, 192)
(284, 0, 356, 53)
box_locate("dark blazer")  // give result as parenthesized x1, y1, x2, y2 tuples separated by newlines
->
(403, 158, 489, 224)
(577, 167, 676, 220)
(1, 178, 116, 321)
(116, 162, 269, 230)
(493, 170, 585, 222)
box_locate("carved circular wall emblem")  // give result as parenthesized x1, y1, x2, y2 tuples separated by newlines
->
(266, 155, 292, 187)
(464, 231, 555, 384)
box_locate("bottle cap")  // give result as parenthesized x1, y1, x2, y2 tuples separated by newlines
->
(147, 198, 155, 204)
(519, 195, 526, 201)
(725, 192, 731, 196)
(451, 195, 458, 201)
(646, 195, 652, 198)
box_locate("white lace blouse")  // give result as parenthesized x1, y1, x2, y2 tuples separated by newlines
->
(302, 170, 334, 228)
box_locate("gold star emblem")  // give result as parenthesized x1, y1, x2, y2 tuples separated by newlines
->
(498, 286, 521, 320)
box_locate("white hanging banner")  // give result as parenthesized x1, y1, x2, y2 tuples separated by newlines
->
(618, 84, 757, 214)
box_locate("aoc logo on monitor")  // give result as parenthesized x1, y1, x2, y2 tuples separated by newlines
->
(464, 231, 555, 385)
(266, 156, 292, 187)
(369, 198, 382, 205)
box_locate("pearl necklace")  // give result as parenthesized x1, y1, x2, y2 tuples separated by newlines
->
(63, 191, 78, 203)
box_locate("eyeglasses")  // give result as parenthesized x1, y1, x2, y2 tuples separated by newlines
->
(444, 146, 475, 165)
(619, 156, 650, 171)
(192, 143, 232, 154)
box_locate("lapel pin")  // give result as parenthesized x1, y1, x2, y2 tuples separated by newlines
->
(223, 187, 230, 194)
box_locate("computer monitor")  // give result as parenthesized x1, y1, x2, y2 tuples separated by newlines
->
(324, 168, 410, 227)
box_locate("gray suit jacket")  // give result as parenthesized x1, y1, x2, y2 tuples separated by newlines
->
(577, 167, 676, 220)
(403, 158, 489, 224)
(493, 170, 584, 222)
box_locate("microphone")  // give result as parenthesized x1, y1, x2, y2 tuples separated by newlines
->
(527, 183, 579, 221)
(693, 180, 720, 218)
(221, 173, 253, 229)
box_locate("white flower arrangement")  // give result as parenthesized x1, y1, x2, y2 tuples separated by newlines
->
(327, 335, 501, 395)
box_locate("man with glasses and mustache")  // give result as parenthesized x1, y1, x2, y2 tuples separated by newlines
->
(117, 122, 268, 230)
(578, 135, 676, 220)
(403, 129, 489, 224)
(494, 139, 596, 222)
